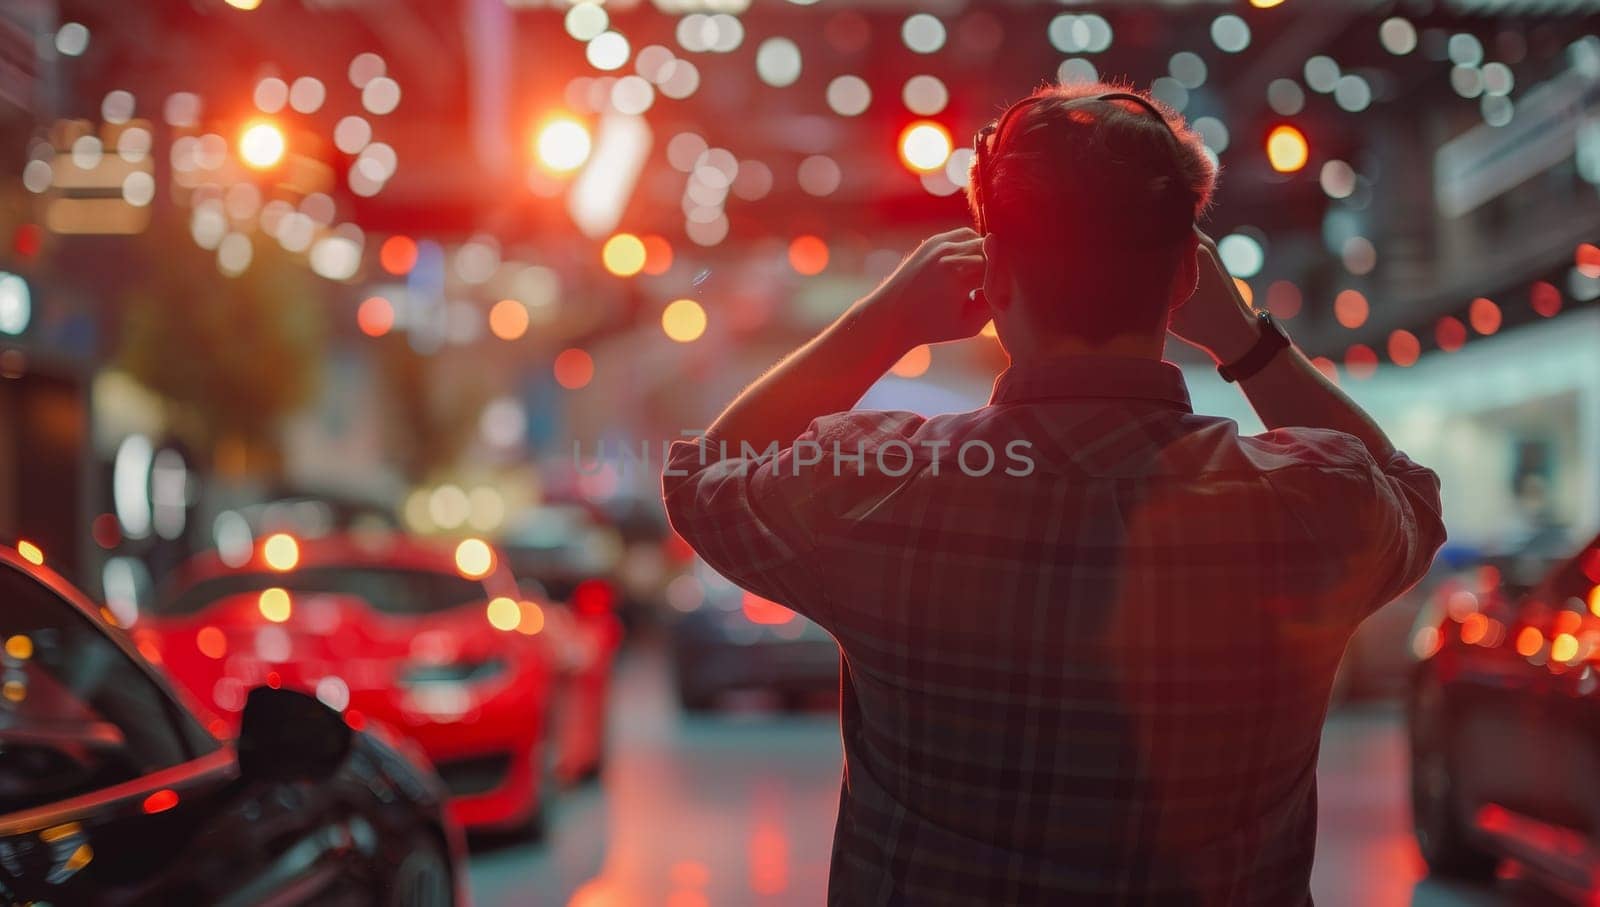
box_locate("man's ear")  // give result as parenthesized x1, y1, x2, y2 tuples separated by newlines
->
(1169, 232, 1202, 311)
(982, 234, 1012, 311)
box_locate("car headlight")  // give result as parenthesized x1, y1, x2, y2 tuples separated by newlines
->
(401, 658, 507, 686)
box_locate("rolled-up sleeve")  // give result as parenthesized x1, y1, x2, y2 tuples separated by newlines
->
(661, 427, 829, 619)
(661, 411, 929, 623)
(1262, 429, 1447, 621)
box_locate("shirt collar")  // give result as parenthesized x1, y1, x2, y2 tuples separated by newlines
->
(989, 355, 1193, 411)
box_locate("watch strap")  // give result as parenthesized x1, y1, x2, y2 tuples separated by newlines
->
(1217, 311, 1290, 384)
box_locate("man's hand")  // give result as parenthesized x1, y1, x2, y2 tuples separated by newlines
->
(862, 227, 989, 350)
(1169, 229, 1261, 365)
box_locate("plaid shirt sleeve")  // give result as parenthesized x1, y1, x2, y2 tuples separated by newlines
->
(1257, 428, 1447, 619)
(660, 411, 928, 622)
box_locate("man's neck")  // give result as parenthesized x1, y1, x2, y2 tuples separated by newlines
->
(1004, 330, 1167, 367)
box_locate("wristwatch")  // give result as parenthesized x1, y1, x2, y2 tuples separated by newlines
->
(1217, 310, 1291, 384)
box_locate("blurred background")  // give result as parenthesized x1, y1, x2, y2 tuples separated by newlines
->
(1, 0, 1599, 904)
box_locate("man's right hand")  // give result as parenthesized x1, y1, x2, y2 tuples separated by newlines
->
(1169, 229, 1262, 366)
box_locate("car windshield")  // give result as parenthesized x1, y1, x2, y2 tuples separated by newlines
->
(157, 566, 489, 617)
(0, 566, 213, 816)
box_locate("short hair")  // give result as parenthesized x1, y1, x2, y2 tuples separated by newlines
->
(966, 81, 1217, 344)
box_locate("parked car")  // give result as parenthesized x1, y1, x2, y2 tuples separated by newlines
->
(519, 578, 622, 785)
(138, 532, 563, 836)
(668, 559, 838, 712)
(1408, 531, 1600, 900)
(0, 541, 464, 906)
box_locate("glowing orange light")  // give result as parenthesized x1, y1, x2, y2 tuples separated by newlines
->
(142, 789, 179, 814)
(1588, 584, 1600, 617)
(1468, 297, 1501, 335)
(1387, 330, 1420, 367)
(357, 296, 394, 337)
(1515, 626, 1544, 658)
(1266, 125, 1309, 173)
(1233, 278, 1254, 306)
(891, 344, 932, 378)
(225, 0, 262, 9)
(262, 533, 299, 571)
(1552, 633, 1579, 663)
(258, 588, 291, 623)
(1344, 344, 1378, 379)
(4, 635, 32, 660)
(1460, 612, 1489, 645)
(554, 348, 594, 389)
(898, 121, 953, 173)
(662, 299, 707, 342)
(1249, 0, 1286, 6)
(742, 592, 794, 625)
(1435, 316, 1467, 352)
(1578, 243, 1600, 279)
(642, 234, 674, 275)
(1309, 356, 1338, 383)
(535, 116, 592, 173)
(15, 540, 43, 566)
(788, 235, 829, 275)
(196, 626, 227, 659)
(980, 320, 998, 338)
(1530, 280, 1561, 318)
(602, 233, 647, 277)
(239, 121, 286, 169)
(380, 236, 418, 275)
(489, 299, 530, 341)
(517, 601, 546, 635)
(1333, 289, 1368, 329)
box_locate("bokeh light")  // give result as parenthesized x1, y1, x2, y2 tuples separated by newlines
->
(662, 299, 707, 343)
(489, 299, 531, 341)
(357, 296, 395, 337)
(1334, 290, 1368, 329)
(788, 235, 829, 275)
(1468, 297, 1502, 335)
(454, 538, 494, 578)
(603, 233, 648, 277)
(1345, 344, 1379, 379)
(1435, 316, 1468, 352)
(536, 116, 592, 173)
(554, 348, 595, 389)
(380, 236, 417, 275)
(258, 588, 291, 623)
(892, 345, 932, 378)
(1266, 125, 1309, 173)
(239, 121, 286, 169)
(262, 533, 299, 571)
(1387, 330, 1421, 367)
(899, 121, 953, 173)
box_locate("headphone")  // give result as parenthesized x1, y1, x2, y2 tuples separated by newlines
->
(968, 90, 1189, 309)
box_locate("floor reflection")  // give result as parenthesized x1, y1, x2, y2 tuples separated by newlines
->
(469, 647, 1524, 906)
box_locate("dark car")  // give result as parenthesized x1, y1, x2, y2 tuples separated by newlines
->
(0, 542, 464, 906)
(668, 559, 838, 712)
(1408, 531, 1600, 900)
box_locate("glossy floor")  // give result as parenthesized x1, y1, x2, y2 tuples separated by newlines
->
(468, 647, 1530, 906)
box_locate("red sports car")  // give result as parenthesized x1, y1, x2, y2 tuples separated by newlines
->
(137, 532, 569, 836)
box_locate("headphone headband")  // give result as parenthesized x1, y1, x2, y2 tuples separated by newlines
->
(972, 90, 1185, 235)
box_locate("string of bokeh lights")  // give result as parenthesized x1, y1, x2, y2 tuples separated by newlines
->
(15, 2, 1600, 388)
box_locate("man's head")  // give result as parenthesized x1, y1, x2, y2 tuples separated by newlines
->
(967, 81, 1217, 353)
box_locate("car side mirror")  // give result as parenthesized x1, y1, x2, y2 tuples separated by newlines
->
(236, 686, 353, 782)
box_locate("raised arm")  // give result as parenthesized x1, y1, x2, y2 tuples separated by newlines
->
(701, 228, 987, 458)
(1170, 231, 1397, 461)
